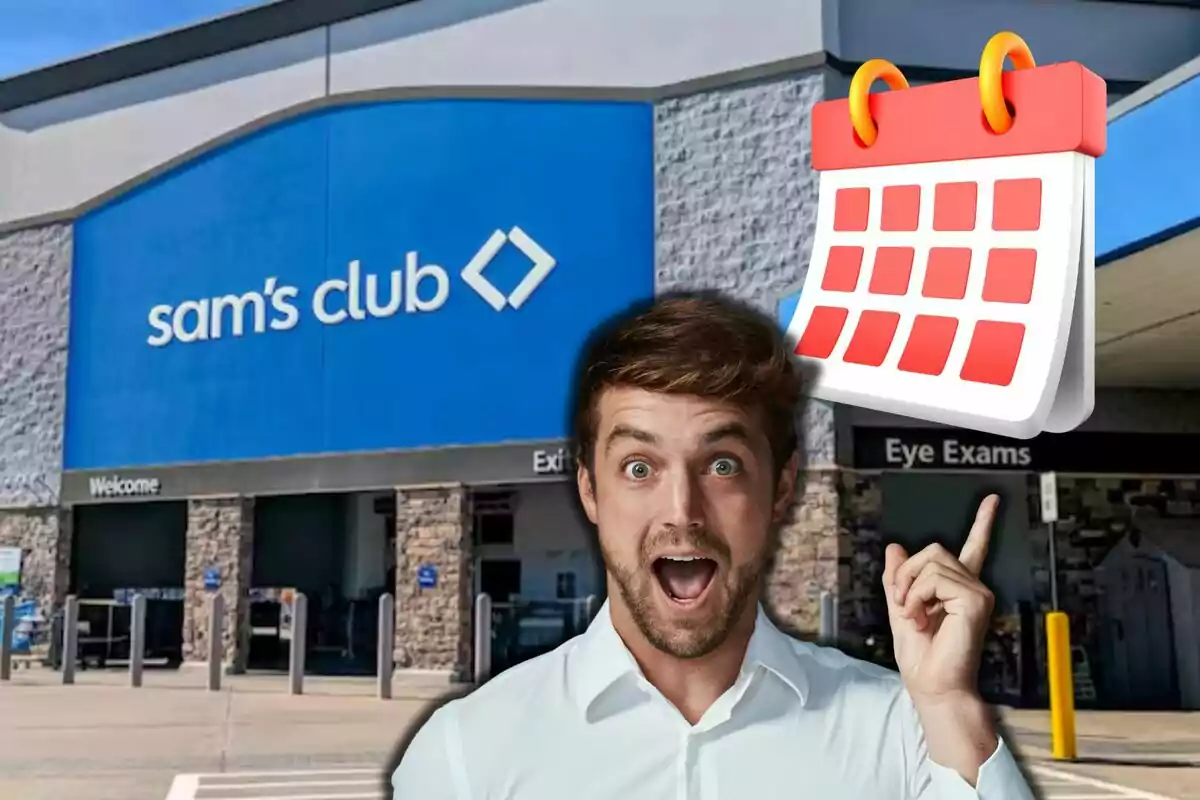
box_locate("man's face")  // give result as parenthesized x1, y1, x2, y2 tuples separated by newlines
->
(577, 387, 797, 659)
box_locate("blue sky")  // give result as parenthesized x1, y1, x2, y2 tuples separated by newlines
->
(0, 0, 264, 79)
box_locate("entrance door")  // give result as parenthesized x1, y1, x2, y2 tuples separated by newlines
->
(479, 559, 522, 603)
(1097, 555, 1178, 708)
(384, 513, 397, 597)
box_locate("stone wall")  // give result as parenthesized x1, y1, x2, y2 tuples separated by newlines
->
(654, 70, 833, 469)
(183, 496, 254, 671)
(838, 471, 889, 658)
(393, 485, 473, 679)
(833, 470, 1200, 704)
(654, 70, 843, 637)
(0, 508, 71, 615)
(1024, 475, 1200, 703)
(0, 224, 72, 507)
(764, 470, 843, 638)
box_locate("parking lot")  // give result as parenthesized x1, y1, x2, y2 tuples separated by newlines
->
(158, 764, 1179, 800)
(0, 669, 1196, 800)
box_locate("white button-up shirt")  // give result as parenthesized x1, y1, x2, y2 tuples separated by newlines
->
(393, 602, 1036, 799)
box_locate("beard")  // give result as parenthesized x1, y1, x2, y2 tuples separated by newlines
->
(602, 525, 766, 660)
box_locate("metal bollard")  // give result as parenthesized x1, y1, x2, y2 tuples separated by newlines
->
(207, 593, 224, 692)
(377, 593, 394, 700)
(62, 595, 79, 685)
(129, 594, 146, 688)
(473, 593, 492, 684)
(0, 595, 14, 681)
(584, 594, 597, 625)
(288, 593, 307, 696)
(818, 591, 838, 645)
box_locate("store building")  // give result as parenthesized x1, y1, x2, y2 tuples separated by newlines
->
(0, 0, 1198, 696)
(809, 57, 1200, 710)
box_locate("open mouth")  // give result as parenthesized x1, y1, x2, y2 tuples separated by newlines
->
(652, 555, 718, 605)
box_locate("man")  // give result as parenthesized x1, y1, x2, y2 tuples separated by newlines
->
(393, 294, 1036, 799)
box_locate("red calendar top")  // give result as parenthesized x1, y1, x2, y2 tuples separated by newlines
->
(813, 62, 1107, 172)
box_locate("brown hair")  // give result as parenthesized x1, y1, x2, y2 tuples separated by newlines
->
(572, 292, 803, 474)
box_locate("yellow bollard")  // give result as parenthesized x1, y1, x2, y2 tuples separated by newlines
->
(1045, 611, 1077, 760)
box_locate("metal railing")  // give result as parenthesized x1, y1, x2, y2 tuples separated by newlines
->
(479, 595, 598, 680)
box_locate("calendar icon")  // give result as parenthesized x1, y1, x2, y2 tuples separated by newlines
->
(782, 33, 1106, 439)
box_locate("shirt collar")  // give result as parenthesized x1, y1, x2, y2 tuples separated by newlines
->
(569, 600, 811, 715)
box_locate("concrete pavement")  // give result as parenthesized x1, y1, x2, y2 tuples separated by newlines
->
(1003, 707, 1200, 800)
(0, 668, 459, 800)
(1004, 707, 1200, 762)
(158, 765, 1174, 800)
(1, 668, 1198, 800)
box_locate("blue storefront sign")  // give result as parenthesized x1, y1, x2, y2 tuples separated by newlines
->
(417, 564, 438, 589)
(66, 99, 655, 469)
(203, 568, 221, 591)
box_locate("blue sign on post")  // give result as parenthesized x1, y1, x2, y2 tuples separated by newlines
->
(417, 565, 438, 589)
(66, 99, 655, 470)
(203, 568, 221, 591)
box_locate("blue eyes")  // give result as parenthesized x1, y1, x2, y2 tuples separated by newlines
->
(621, 457, 742, 480)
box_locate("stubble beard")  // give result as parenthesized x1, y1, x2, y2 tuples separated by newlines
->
(603, 531, 765, 660)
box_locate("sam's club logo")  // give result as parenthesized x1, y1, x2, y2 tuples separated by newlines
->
(145, 226, 557, 347)
(89, 475, 162, 498)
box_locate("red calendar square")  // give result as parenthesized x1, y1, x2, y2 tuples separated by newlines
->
(782, 36, 1106, 439)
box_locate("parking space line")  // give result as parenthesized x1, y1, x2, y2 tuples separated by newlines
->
(199, 769, 378, 779)
(164, 770, 385, 800)
(165, 765, 1176, 800)
(199, 780, 378, 790)
(165, 775, 200, 800)
(195, 794, 379, 800)
(1033, 765, 1179, 800)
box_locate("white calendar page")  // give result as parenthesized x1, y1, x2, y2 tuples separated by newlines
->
(787, 62, 1107, 439)
(784, 153, 1087, 439)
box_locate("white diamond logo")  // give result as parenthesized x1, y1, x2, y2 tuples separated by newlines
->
(460, 226, 557, 311)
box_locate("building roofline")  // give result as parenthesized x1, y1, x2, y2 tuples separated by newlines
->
(0, 32, 1151, 117)
(1107, 50, 1200, 120)
(0, 0, 420, 113)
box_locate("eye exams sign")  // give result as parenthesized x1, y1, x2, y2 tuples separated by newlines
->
(145, 228, 555, 347)
(883, 437, 1032, 469)
(854, 428, 1034, 471)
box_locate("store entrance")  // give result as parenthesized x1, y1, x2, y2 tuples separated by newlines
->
(248, 491, 394, 675)
(472, 483, 600, 676)
(71, 501, 187, 667)
(879, 471, 1035, 704)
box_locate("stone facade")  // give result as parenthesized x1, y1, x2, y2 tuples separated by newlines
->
(1024, 475, 1200, 704)
(0, 224, 72, 507)
(836, 472, 899, 664)
(183, 496, 254, 672)
(0, 507, 71, 616)
(763, 470, 843, 637)
(654, 70, 845, 637)
(393, 485, 473, 679)
(834, 470, 1200, 704)
(653, 71, 833, 466)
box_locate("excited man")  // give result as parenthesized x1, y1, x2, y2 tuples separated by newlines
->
(393, 294, 1036, 799)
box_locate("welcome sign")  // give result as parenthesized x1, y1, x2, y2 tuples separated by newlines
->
(88, 475, 162, 498)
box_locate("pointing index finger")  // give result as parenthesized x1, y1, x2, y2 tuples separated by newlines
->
(958, 494, 999, 576)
